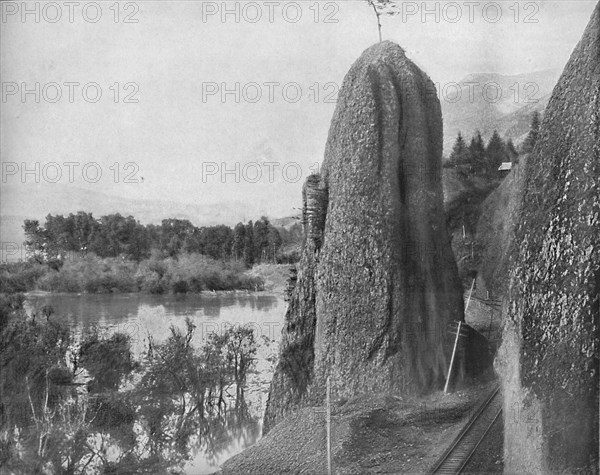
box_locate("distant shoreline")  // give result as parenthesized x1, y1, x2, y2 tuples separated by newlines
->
(18, 263, 290, 298)
(23, 288, 275, 298)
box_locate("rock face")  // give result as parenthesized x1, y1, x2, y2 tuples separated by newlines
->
(475, 155, 528, 297)
(496, 4, 599, 472)
(264, 42, 464, 433)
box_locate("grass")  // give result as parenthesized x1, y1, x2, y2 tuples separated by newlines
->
(244, 263, 292, 293)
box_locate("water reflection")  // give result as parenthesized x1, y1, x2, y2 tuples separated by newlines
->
(186, 401, 262, 473)
(25, 292, 279, 322)
(24, 291, 284, 474)
(25, 292, 283, 350)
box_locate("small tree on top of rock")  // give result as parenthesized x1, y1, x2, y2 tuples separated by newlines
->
(366, 0, 401, 42)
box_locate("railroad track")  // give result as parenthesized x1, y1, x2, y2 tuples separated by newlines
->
(429, 386, 502, 474)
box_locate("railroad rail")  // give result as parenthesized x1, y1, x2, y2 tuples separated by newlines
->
(429, 386, 502, 474)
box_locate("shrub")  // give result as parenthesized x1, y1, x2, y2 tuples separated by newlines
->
(38, 269, 81, 292)
(0, 262, 48, 293)
(172, 280, 189, 294)
(1, 253, 265, 294)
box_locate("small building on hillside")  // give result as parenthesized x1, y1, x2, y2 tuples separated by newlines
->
(498, 162, 512, 176)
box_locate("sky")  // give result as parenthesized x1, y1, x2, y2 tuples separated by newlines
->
(1, 0, 597, 222)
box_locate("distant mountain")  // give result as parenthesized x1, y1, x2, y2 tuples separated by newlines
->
(493, 93, 550, 144)
(271, 215, 302, 229)
(442, 69, 560, 152)
(0, 182, 247, 224)
(1, 69, 562, 261)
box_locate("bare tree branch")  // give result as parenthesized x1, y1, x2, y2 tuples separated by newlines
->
(365, 0, 401, 42)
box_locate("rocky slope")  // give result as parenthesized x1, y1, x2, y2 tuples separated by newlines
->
(222, 384, 496, 474)
(264, 41, 464, 433)
(496, 3, 599, 472)
(474, 155, 528, 297)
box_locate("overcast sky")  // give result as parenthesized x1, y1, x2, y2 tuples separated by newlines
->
(1, 0, 597, 221)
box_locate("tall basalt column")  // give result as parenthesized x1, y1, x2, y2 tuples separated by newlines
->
(264, 41, 464, 433)
(312, 42, 464, 400)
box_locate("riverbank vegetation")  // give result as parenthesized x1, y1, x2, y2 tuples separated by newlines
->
(0, 254, 265, 294)
(0, 292, 264, 474)
(23, 213, 301, 266)
(2, 213, 304, 294)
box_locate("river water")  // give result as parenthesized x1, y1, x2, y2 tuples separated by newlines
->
(25, 291, 286, 474)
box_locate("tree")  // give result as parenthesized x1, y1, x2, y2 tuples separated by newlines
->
(521, 111, 540, 153)
(448, 132, 470, 167)
(197, 225, 233, 260)
(468, 131, 487, 175)
(0, 306, 74, 468)
(486, 130, 508, 177)
(231, 223, 246, 262)
(366, 0, 400, 43)
(23, 220, 47, 262)
(44, 214, 71, 253)
(19, 212, 281, 266)
(506, 138, 519, 165)
(23, 214, 88, 264)
(159, 219, 196, 257)
(78, 331, 137, 392)
(70, 212, 98, 255)
(128, 222, 152, 262)
(253, 217, 270, 263)
(267, 227, 283, 263)
(134, 319, 258, 462)
(138, 318, 206, 454)
(243, 221, 254, 267)
(224, 327, 256, 402)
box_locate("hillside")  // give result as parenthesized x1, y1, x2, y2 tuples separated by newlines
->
(441, 69, 559, 152)
(442, 167, 505, 286)
(475, 156, 528, 297)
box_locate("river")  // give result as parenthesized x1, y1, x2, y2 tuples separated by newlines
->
(25, 291, 286, 474)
